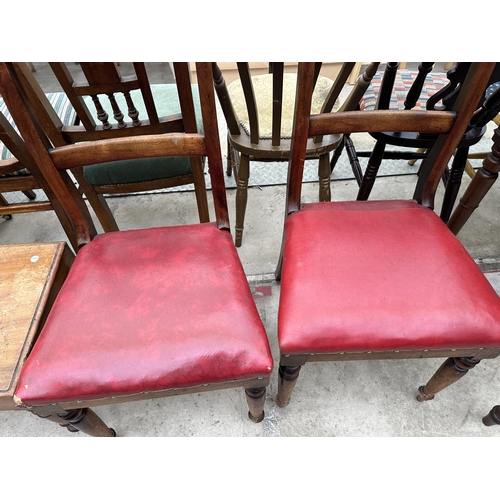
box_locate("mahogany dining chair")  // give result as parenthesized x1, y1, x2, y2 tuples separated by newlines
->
(0, 62, 273, 436)
(275, 62, 500, 415)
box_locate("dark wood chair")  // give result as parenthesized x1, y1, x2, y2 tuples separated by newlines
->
(343, 62, 500, 223)
(212, 62, 356, 246)
(0, 62, 273, 436)
(275, 62, 500, 416)
(12, 62, 210, 232)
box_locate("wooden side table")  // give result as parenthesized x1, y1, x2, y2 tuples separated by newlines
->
(0, 242, 74, 411)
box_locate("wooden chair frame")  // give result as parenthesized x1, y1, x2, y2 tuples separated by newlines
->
(0, 62, 272, 436)
(275, 62, 500, 411)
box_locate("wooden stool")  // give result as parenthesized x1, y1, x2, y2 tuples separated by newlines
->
(0, 242, 73, 411)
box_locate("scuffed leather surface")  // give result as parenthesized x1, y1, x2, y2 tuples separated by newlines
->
(278, 200, 500, 355)
(16, 223, 273, 405)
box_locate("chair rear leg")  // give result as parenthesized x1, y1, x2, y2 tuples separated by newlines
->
(245, 387, 267, 423)
(234, 154, 249, 247)
(440, 147, 469, 223)
(417, 357, 480, 402)
(276, 364, 302, 408)
(318, 153, 332, 202)
(357, 140, 386, 200)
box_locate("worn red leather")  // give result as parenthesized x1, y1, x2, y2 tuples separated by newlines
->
(15, 223, 273, 406)
(278, 200, 500, 355)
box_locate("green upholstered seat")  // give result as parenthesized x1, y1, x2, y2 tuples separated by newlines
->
(82, 84, 203, 186)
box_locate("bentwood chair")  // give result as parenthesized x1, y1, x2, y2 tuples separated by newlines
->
(344, 63, 500, 223)
(212, 62, 356, 246)
(275, 62, 500, 414)
(12, 62, 210, 232)
(0, 62, 273, 436)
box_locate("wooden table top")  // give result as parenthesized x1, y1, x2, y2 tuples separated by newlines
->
(0, 242, 73, 410)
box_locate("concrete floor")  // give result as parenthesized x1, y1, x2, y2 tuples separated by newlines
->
(0, 63, 499, 437)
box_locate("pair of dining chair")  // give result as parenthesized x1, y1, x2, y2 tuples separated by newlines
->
(1, 61, 499, 436)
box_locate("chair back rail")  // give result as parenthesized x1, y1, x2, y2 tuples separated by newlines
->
(286, 62, 495, 215)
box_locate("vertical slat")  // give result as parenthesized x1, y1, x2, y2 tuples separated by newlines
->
(173, 62, 197, 133)
(376, 62, 399, 110)
(237, 62, 259, 144)
(133, 62, 159, 125)
(321, 62, 357, 113)
(211, 63, 240, 136)
(404, 62, 434, 110)
(271, 62, 284, 147)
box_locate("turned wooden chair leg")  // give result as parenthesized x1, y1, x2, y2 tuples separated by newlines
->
(276, 364, 302, 408)
(440, 147, 469, 223)
(357, 140, 386, 200)
(330, 136, 345, 173)
(482, 405, 500, 426)
(318, 153, 332, 202)
(226, 138, 234, 176)
(234, 153, 249, 247)
(417, 357, 480, 402)
(34, 411, 80, 433)
(245, 387, 267, 423)
(57, 408, 116, 437)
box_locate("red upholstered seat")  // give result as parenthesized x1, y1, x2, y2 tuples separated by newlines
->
(15, 223, 273, 406)
(278, 200, 500, 355)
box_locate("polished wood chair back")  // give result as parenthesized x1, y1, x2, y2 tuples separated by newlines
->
(212, 62, 358, 246)
(12, 62, 210, 232)
(0, 62, 273, 436)
(275, 62, 500, 417)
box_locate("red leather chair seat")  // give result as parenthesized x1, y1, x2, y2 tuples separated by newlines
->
(278, 200, 500, 355)
(15, 223, 273, 406)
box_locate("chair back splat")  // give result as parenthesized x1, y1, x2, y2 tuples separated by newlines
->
(275, 62, 500, 417)
(0, 62, 273, 436)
